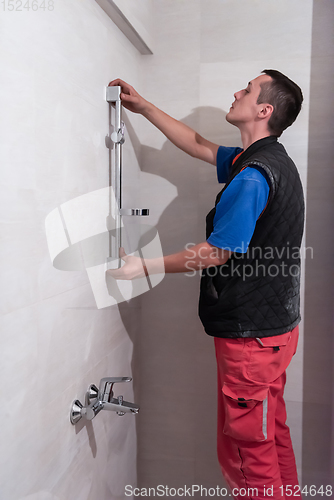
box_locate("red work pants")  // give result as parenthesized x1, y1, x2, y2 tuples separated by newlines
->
(215, 326, 300, 500)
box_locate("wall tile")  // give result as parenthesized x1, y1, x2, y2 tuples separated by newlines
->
(0, 0, 142, 498)
(137, 0, 313, 489)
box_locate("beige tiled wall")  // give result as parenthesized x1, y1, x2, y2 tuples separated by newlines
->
(302, 0, 334, 487)
(135, 0, 313, 492)
(0, 1, 143, 498)
(2, 0, 332, 497)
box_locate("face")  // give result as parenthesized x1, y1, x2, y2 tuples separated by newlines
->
(226, 74, 272, 128)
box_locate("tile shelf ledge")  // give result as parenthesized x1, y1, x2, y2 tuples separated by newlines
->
(95, 0, 154, 55)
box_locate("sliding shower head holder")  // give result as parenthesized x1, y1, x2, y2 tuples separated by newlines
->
(111, 121, 125, 145)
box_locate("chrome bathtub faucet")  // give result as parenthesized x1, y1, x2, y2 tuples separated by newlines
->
(70, 376, 139, 425)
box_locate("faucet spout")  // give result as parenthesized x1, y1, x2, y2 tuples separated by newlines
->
(104, 397, 140, 415)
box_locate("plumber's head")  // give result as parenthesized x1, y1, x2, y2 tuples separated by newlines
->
(226, 69, 303, 137)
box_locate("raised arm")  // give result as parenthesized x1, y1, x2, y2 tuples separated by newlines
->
(108, 79, 219, 165)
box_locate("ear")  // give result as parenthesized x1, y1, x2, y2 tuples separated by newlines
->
(258, 104, 274, 120)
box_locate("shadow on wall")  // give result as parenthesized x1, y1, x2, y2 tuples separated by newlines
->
(118, 104, 240, 339)
(118, 106, 240, 487)
(124, 105, 241, 250)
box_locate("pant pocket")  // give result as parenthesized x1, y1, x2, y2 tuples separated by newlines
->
(222, 384, 269, 442)
(247, 332, 293, 384)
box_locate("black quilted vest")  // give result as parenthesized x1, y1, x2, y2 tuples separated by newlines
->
(199, 136, 305, 338)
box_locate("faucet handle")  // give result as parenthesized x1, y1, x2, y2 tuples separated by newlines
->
(86, 384, 99, 405)
(99, 377, 132, 402)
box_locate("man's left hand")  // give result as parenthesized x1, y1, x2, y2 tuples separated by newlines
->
(106, 248, 147, 280)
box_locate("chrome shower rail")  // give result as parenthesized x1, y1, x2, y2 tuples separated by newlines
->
(106, 85, 124, 265)
(106, 85, 149, 268)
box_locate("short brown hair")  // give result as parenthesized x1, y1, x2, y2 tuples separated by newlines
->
(257, 69, 303, 137)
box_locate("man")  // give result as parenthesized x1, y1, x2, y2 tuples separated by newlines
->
(108, 70, 304, 500)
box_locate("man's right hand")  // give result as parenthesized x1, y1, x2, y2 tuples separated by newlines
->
(107, 78, 219, 165)
(108, 79, 148, 115)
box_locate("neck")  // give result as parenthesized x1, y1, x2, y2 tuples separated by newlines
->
(240, 127, 272, 150)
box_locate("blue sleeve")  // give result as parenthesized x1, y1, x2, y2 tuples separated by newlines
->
(207, 167, 270, 253)
(216, 145, 243, 183)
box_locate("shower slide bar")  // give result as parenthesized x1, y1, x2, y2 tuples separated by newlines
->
(106, 86, 149, 267)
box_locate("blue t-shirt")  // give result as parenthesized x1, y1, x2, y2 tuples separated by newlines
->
(207, 146, 270, 253)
